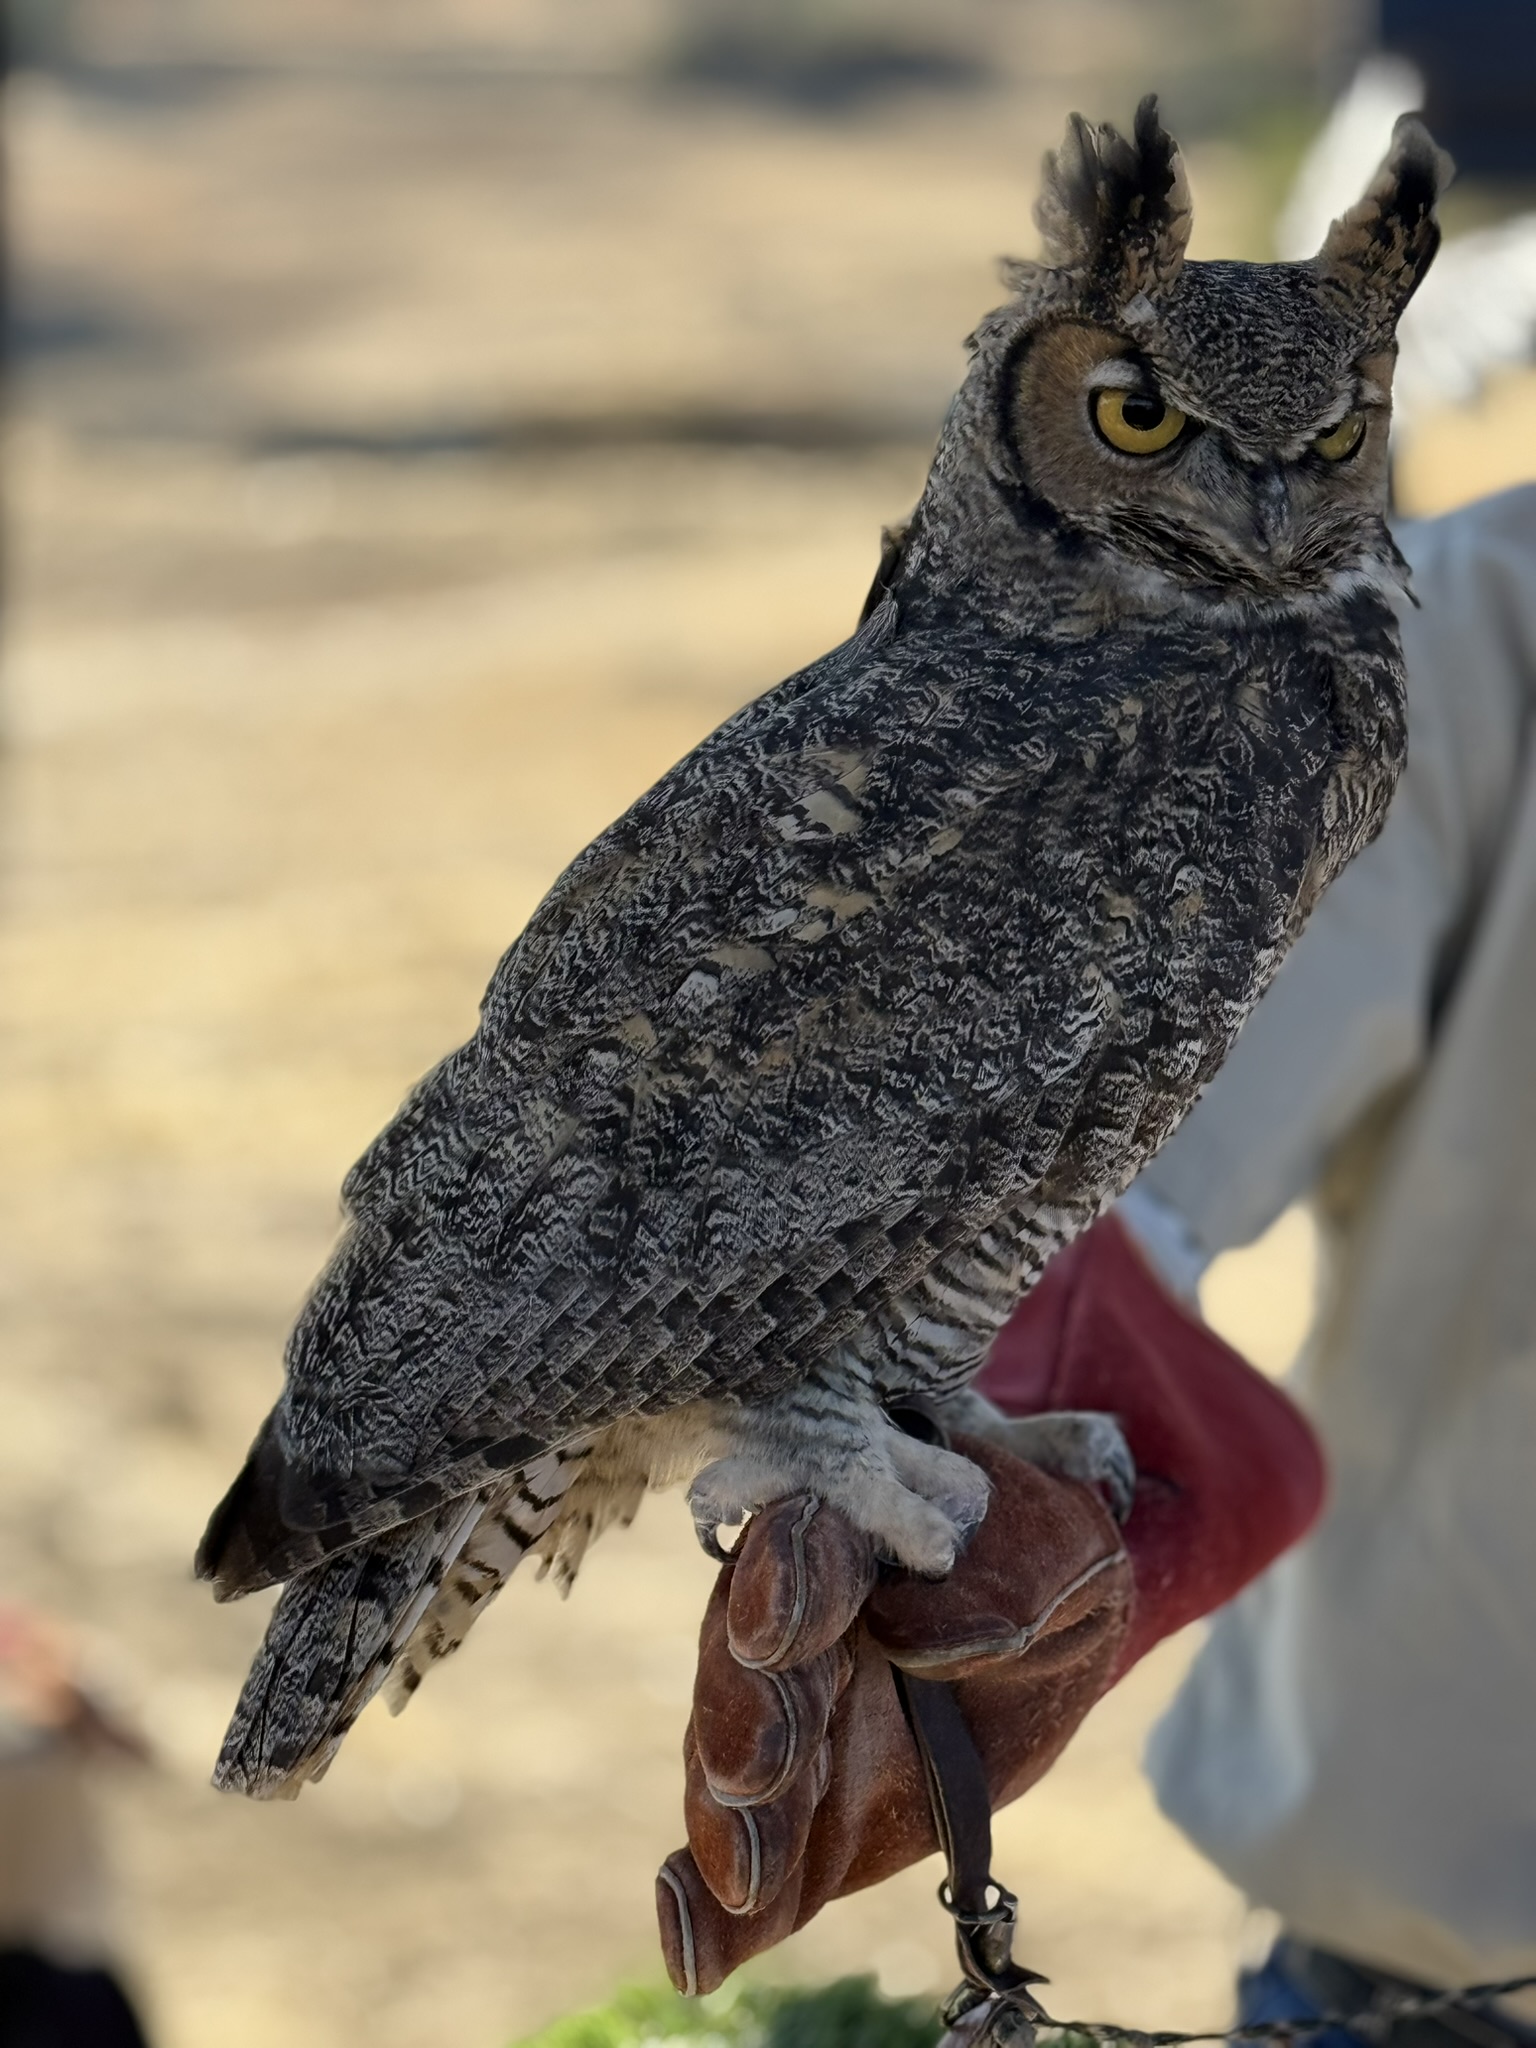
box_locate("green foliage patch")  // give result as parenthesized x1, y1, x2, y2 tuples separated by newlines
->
(514, 1974, 943, 2048)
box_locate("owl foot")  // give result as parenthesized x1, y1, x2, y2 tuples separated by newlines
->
(995, 1410, 1136, 1521)
(688, 1426, 991, 1579)
(946, 1402, 1136, 1523)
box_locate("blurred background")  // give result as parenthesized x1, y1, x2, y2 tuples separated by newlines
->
(1, 3, 1533, 2044)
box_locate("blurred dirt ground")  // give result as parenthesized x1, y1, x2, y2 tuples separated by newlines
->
(2, 32, 1533, 2048)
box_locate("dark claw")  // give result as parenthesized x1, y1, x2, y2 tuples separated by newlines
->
(692, 1511, 737, 1564)
(1101, 1433, 1137, 1524)
(691, 1500, 752, 1563)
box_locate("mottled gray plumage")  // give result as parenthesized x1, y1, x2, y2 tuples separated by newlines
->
(200, 99, 1448, 1798)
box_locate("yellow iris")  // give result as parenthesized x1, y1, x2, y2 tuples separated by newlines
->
(1314, 412, 1366, 462)
(1093, 386, 1188, 455)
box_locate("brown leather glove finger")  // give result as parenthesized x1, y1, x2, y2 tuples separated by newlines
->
(658, 1438, 1133, 1995)
(659, 1833, 808, 1995)
(722, 1492, 878, 1672)
(690, 1610, 849, 1806)
(684, 1495, 873, 1910)
(682, 1720, 832, 1914)
(657, 1620, 934, 1993)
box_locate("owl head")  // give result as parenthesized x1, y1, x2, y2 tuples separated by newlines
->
(912, 97, 1451, 610)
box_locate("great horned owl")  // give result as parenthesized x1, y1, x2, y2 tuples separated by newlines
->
(199, 100, 1446, 1798)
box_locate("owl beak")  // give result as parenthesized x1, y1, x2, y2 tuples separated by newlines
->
(1246, 461, 1295, 564)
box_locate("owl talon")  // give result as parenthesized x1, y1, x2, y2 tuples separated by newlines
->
(692, 1510, 740, 1565)
(688, 1457, 784, 1564)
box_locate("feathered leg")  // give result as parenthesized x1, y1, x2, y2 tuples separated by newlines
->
(687, 1356, 992, 1576)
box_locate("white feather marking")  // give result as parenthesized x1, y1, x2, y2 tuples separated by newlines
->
(383, 1447, 588, 1711)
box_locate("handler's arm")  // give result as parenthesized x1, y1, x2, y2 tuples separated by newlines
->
(1136, 487, 1536, 1264)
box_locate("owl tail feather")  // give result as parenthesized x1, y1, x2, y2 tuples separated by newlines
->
(382, 1445, 589, 1711)
(211, 1494, 483, 1799)
(211, 1448, 586, 1799)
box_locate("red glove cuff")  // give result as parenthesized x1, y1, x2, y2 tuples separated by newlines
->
(976, 1212, 1326, 1673)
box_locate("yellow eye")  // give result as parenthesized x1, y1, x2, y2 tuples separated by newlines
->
(1313, 412, 1366, 462)
(1093, 386, 1188, 456)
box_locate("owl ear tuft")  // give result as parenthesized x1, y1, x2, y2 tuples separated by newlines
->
(1313, 114, 1453, 340)
(1020, 94, 1191, 310)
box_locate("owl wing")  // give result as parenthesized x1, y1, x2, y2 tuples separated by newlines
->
(203, 606, 1132, 1595)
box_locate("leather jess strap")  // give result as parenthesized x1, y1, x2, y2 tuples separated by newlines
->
(892, 1664, 1049, 2046)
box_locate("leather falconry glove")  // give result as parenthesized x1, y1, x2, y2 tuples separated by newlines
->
(657, 1214, 1327, 1998)
(657, 1438, 1130, 1996)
